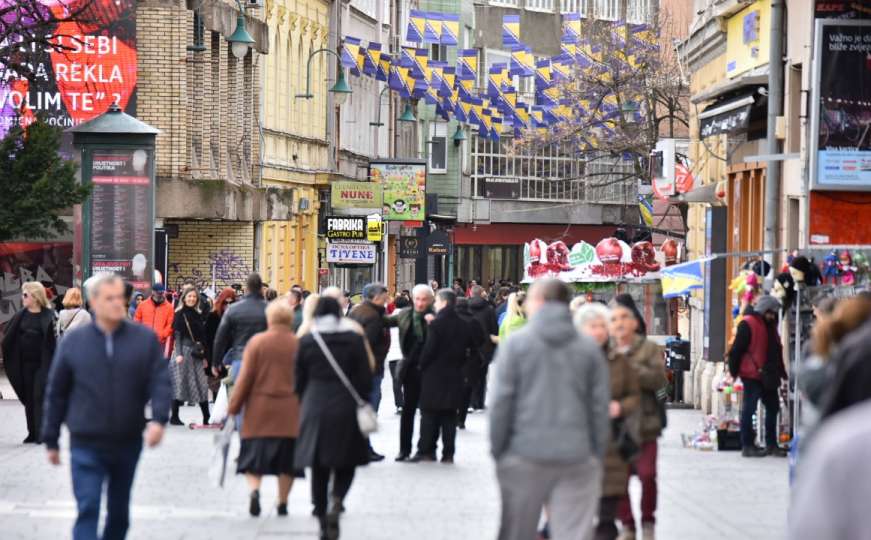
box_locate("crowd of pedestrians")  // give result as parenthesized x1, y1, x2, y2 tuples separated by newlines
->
(8, 268, 871, 540)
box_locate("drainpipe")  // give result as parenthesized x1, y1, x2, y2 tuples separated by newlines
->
(763, 0, 784, 278)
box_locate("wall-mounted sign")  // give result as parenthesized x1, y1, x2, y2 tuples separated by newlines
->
(370, 159, 427, 221)
(426, 230, 451, 256)
(326, 241, 377, 264)
(326, 216, 366, 240)
(725, 0, 770, 78)
(331, 181, 383, 209)
(399, 236, 421, 258)
(366, 214, 383, 242)
(484, 177, 521, 199)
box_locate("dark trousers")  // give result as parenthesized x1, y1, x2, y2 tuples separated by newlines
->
(70, 441, 142, 540)
(369, 373, 383, 413)
(419, 409, 457, 458)
(388, 360, 404, 409)
(594, 496, 620, 540)
(471, 363, 489, 409)
(311, 464, 356, 516)
(741, 378, 779, 448)
(399, 374, 421, 456)
(618, 440, 658, 528)
(458, 382, 475, 426)
(20, 360, 42, 440)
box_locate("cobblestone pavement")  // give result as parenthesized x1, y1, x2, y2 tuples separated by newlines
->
(0, 333, 788, 539)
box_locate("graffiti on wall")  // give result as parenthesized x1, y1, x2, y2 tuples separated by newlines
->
(170, 249, 252, 292)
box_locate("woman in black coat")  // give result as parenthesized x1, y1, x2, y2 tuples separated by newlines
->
(294, 297, 372, 539)
(1, 282, 57, 444)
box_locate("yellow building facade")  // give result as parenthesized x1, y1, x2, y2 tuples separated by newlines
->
(259, 0, 331, 292)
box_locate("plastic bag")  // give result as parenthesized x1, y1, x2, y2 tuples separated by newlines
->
(208, 416, 236, 488)
(211, 384, 229, 425)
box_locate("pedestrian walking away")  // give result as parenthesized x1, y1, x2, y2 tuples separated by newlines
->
(498, 292, 527, 342)
(385, 284, 435, 461)
(1, 281, 57, 444)
(727, 294, 787, 458)
(204, 287, 237, 396)
(227, 299, 302, 518)
(56, 287, 92, 339)
(610, 294, 668, 540)
(294, 297, 373, 540)
(414, 288, 482, 464)
(490, 279, 610, 540)
(211, 274, 268, 379)
(169, 285, 212, 426)
(41, 273, 172, 540)
(455, 297, 486, 430)
(133, 283, 174, 353)
(467, 285, 499, 410)
(348, 282, 392, 462)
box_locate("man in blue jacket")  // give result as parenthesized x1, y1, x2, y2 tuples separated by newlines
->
(42, 273, 172, 540)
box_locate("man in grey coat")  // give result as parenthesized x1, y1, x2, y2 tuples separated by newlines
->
(489, 278, 610, 540)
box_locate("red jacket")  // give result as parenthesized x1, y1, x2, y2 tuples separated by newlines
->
(134, 298, 174, 346)
(727, 312, 784, 382)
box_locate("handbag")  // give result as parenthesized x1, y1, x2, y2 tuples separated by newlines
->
(182, 314, 208, 362)
(311, 329, 379, 436)
(613, 418, 640, 463)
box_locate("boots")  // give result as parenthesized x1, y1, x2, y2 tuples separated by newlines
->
(248, 490, 261, 517)
(199, 401, 210, 425)
(319, 513, 339, 540)
(169, 400, 184, 425)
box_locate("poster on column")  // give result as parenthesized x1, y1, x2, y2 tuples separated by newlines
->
(369, 160, 427, 221)
(811, 20, 871, 190)
(0, 0, 137, 149)
(88, 148, 153, 289)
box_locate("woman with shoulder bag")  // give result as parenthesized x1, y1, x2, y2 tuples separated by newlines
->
(169, 286, 211, 426)
(294, 297, 373, 540)
(574, 303, 641, 540)
(56, 287, 92, 338)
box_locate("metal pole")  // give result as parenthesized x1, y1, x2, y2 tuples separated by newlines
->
(792, 286, 801, 444)
(763, 0, 785, 281)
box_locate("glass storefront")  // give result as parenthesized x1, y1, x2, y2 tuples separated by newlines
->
(454, 245, 524, 285)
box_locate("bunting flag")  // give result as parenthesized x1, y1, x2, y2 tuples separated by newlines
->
(458, 97, 472, 123)
(487, 63, 508, 103)
(377, 53, 392, 82)
(638, 195, 654, 227)
(660, 258, 714, 299)
(510, 45, 534, 78)
(457, 78, 475, 102)
(551, 56, 571, 81)
(500, 83, 517, 113)
(413, 48, 429, 80)
(562, 13, 581, 44)
(362, 42, 380, 78)
(397, 66, 413, 98)
(457, 49, 478, 81)
(502, 15, 520, 47)
(558, 42, 577, 64)
(514, 102, 530, 132)
(388, 62, 404, 92)
(535, 59, 551, 90)
(441, 13, 459, 45)
(407, 9, 425, 43)
(441, 66, 456, 97)
(341, 37, 362, 75)
(424, 12, 442, 44)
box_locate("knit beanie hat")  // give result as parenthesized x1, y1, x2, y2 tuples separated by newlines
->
(611, 293, 647, 336)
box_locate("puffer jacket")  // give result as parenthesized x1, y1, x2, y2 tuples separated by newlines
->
(612, 335, 667, 442)
(134, 298, 174, 345)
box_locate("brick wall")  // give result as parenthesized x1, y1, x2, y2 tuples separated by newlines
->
(166, 221, 255, 291)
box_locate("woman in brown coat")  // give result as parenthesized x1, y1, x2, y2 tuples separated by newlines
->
(575, 303, 640, 540)
(227, 299, 301, 518)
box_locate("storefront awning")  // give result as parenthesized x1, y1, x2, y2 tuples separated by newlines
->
(698, 93, 755, 138)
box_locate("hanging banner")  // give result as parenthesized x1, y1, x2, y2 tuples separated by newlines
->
(811, 20, 871, 191)
(660, 257, 714, 298)
(331, 181, 383, 210)
(522, 238, 668, 283)
(326, 216, 366, 240)
(369, 160, 427, 221)
(326, 241, 377, 264)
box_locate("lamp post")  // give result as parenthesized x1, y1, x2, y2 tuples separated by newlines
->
(452, 124, 467, 146)
(226, 0, 255, 59)
(295, 48, 353, 106)
(371, 88, 417, 126)
(370, 87, 389, 127)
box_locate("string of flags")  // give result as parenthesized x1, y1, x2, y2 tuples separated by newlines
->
(339, 12, 659, 142)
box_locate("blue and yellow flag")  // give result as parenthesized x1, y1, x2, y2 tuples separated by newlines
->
(638, 195, 654, 227)
(562, 13, 581, 44)
(407, 10, 425, 43)
(377, 53, 391, 82)
(362, 42, 381, 78)
(457, 78, 475, 102)
(502, 15, 520, 47)
(487, 63, 508, 103)
(441, 13, 459, 45)
(513, 102, 530, 131)
(457, 49, 478, 81)
(341, 37, 362, 75)
(440, 66, 455, 97)
(388, 62, 404, 92)
(660, 258, 713, 299)
(424, 12, 442, 44)
(510, 45, 534, 77)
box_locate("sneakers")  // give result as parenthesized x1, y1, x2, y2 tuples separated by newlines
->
(249, 490, 261, 517)
(741, 446, 767, 458)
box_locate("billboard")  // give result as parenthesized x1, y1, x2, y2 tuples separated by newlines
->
(810, 20, 871, 190)
(88, 148, 153, 289)
(331, 181, 383, 211)
(0, 0, 137, 143)
(369, 160, 427, 221)
(326, 242, 377, 265)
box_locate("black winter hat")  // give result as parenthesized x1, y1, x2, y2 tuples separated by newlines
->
(611, 293, 647, 336)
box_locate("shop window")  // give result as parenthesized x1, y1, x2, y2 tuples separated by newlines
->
(429, 122, 447, 174)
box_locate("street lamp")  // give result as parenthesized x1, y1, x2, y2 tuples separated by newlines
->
(621, 101, 640, 125)
(295, 48, 353, 106)
(398, 102, 416, 122)
(452, 124, 467, 146)
(226, 0, 255, 59)
(370, 87, 389, 127)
